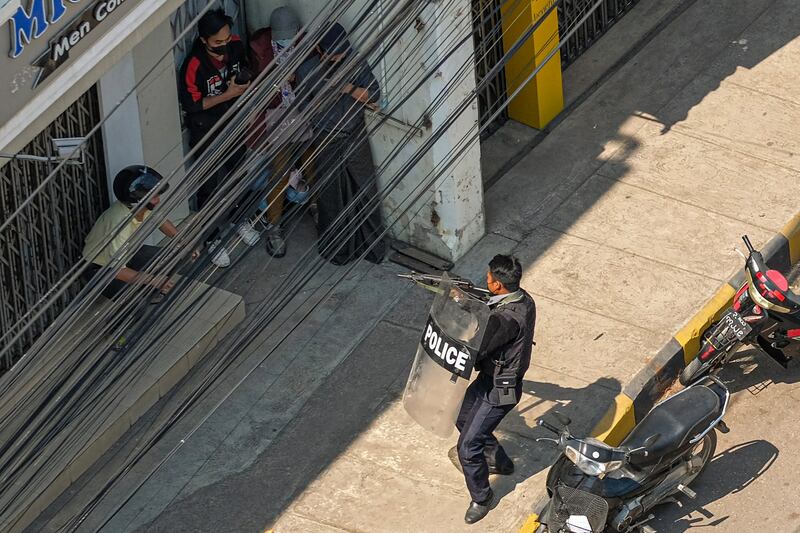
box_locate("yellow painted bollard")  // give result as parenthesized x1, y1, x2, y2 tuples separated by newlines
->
(501, 0, 564, 129)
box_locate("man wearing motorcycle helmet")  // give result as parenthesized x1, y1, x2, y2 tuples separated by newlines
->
(82, 165, 200, 299)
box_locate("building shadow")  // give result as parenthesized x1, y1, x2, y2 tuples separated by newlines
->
(29, 2, 800, 532)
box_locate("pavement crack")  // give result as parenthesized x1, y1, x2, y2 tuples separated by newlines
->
(720, 78, 800, 108)
(281, 510, 361, 532)
(380, 318, 423, 333)
(521, 290, 660, 335)
(670, 126, 800, 173)
(538, 225, 727, 283)
(593, 173, 781, 234)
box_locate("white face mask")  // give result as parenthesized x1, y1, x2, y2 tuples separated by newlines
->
(275, 38, 293, 48)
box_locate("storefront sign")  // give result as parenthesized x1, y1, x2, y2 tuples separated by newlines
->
(9, 0, 81, 58)
(8, 0, 131, 87)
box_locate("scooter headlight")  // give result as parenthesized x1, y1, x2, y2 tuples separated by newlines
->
(565, 445, 624, 476)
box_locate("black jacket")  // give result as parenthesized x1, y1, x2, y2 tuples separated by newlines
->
(294, 53, 381, 135)
(475, 290, 537, 405)
(179, 37, 248, 147)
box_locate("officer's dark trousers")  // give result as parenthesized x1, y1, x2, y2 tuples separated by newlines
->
(456, 378, 515, 503)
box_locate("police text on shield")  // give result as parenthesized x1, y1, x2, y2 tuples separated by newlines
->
(423, 323, 470, 372)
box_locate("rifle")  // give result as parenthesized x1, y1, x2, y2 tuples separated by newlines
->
(398, 272, 490, 299)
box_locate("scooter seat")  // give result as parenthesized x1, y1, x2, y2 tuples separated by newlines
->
(621, 386, 720, 466)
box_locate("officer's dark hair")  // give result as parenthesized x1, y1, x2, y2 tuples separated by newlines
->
(489, 254, 522, 292)
(198, 9, 233, 39)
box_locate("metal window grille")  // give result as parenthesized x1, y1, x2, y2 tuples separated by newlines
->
(470, 0, 639, 131)
(558, 0, 640, 69)
(0, 86, 108, 373)
(472, 0, 508, 134)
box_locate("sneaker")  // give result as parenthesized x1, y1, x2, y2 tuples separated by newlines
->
(237, 220, 261, 246)
(264, 225, 286, 258)
(111, 335, 127, 352)
(308, 202, 319, 226)
(208, 240, 231, 268)
(252, 212, 270, 232)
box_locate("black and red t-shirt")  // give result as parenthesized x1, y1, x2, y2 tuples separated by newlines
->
(179, 36, 248, 147)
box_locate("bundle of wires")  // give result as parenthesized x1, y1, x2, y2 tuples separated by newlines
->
(0, 0, 609, 529)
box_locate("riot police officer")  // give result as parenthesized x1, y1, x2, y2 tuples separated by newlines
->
(449, 254, 536, 524)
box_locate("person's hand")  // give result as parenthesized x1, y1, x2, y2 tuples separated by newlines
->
(149, 275, 174, 293)
(160, 278, 175, 294)
(341, 82, 355, 95)
(191, 247, 201, 262)
(226, 78, 249, 98)
(366, 101, 380, 112)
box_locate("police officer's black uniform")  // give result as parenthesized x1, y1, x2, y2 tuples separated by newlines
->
(455, 289, 536, 508)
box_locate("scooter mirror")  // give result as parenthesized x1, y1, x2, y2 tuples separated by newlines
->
(644, 433, 660, 448)
(552, 411, 572, 427)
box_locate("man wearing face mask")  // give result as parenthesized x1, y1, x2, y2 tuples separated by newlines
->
(294, 22, 386, 266)
(179, 8, 254, 268)
(448, 254, 536, 524)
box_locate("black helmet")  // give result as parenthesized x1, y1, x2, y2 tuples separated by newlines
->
(112, 165, 168, 208)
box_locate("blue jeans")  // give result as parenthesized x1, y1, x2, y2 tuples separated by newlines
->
(250, 165, 271, 213)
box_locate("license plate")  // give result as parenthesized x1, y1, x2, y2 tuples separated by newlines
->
(717, 309, 752, 341)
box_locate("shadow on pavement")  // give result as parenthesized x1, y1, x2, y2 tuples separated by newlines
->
(715, 347, 800, 395)
(60, 1, 800, 531)
(491, 377, 622, 503)
(649, 439, 779, 532)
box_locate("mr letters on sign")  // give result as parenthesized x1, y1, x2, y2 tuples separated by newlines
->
(421, 315, 477, 380)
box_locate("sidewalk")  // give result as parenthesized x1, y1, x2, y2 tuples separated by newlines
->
(263, 0, 799, 529)
(31, 0, 800, 531)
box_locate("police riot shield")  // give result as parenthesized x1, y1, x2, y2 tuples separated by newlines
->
(402, 275, 490, 437)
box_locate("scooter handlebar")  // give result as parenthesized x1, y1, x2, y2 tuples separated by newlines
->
(742, 235, 755, 253)
(537, 419, 562, 435)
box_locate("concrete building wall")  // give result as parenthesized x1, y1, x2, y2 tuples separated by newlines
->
(98, 18, 189, 231)
(132, 18, 190, 223)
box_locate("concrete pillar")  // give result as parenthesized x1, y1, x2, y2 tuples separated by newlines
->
(98, 18, 188, 231)
(373, 0, 485, 262)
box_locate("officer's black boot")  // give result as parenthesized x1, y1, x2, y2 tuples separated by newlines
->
(449, 446, 514, 475)
(464, 489, 494, 524)
(488, 444, 515, 475)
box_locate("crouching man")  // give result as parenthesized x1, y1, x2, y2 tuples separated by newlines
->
(82, 165, 196, 300)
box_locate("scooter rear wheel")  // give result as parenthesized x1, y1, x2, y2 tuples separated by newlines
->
(679, 356, 707, 386)
(679, 430, 717, 489)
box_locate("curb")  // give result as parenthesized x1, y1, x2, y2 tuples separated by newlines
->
(518, 212, 800, 532)
(605, 212, 800, 438)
